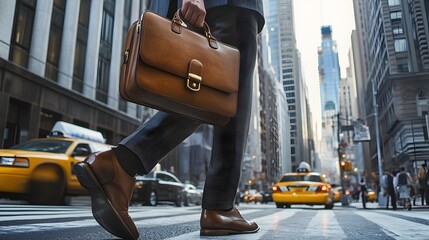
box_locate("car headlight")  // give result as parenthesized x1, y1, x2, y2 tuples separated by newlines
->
(0, 157, 29, 167)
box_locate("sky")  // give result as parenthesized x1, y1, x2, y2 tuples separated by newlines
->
(293, 0, 356, 135)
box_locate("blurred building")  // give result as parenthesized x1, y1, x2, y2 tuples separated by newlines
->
(0, 0, 155, 148)
(353, 0, 429, 178)
(265, 0, 312, 171)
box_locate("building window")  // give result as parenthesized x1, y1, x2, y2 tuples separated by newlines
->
(394, 38, 407, 52)
(286, 92, 295, 98)
(283, 80, 294, 85)
(392, 26, 403, 35)
(285, 86, 295, 91)
(388, 0, 401, 6)
(96, 58, 110, 103)
(96, 0, 115, 103)
(73, 0, 91, 93)
(46, 0, 66, 81)
(291, 147, 295, 154)
(9, 0, 37, 68)
(390, 11, 402, 22)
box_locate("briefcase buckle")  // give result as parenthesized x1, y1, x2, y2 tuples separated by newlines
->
(187, 73, 202, 92)
(186, 59, 203, 92)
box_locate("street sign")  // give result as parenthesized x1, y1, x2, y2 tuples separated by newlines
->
(353, 121, 371, 142)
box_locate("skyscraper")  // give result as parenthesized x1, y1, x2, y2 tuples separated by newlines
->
(319, 26, 341, 116)
(318, 26, 341, 178)
(266, 0, 311, 171)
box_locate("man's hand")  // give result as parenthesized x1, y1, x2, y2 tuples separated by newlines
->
(181, 0, 206, 28)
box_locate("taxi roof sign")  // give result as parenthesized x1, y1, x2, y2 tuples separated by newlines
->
(296, 161, 311, 173)
(50, 121, 106, 143)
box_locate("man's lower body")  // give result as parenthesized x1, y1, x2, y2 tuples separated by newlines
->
(361, 193, 367, 209)
(418, 188, 425, 205)
(425, 188, 429, 205)
(73, 6, 259, 240)
(386, 191, 397, 210)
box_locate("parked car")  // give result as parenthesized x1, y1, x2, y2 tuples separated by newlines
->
(132, 170, 184, 207)
(0, 121, 111, 205)
(242, 189, 263, 203)
(261, 189, 273, 203)
(272, 171, 334, 209)
(182, 184, 202, 206)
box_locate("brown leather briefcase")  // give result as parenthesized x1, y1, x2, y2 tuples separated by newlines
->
(119, 11, 240, 125)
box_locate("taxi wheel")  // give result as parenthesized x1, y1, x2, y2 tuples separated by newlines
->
(28, 164, 66, 205)
(276, 203, 284, 208)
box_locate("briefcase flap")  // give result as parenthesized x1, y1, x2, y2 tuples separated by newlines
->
(139, 11, 240, 94)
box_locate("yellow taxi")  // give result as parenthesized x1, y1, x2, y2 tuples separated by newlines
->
(0, 122, 111, 205)
(332, 186, 343, 203)
(272, 165, 334, 209)
(366, 188, 376, 202)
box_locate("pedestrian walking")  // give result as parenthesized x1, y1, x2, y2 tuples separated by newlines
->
(72, 1, 265, 239)
(417, 163, 427, 205)
(359, 178, 368, 209)
(385, 170, 397, 210)
(395, 167, 413, 210)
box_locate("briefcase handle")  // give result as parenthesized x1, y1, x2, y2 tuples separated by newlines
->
(172, 9, 218, 49)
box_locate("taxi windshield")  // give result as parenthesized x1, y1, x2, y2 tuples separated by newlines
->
(280, 175, 323, 183)
(10, 140, 72, 154)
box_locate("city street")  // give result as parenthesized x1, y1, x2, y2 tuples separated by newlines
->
(0, 198, 428, 240)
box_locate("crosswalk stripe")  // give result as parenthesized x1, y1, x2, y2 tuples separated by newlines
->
(355, 211, 429, 239)
(305, 210, 347, 239)
(165, 208, 296, 240)
(0, 219, 99, 234)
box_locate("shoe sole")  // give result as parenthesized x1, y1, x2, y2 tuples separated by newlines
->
(200, 226, 260, 236)
(73, 162, 138, 240)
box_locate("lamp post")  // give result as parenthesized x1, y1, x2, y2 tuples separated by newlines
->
(336, 112, 349, 206)
(371, 80, 385, 206)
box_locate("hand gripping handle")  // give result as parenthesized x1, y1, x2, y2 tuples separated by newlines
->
(171, 9, 218, 49)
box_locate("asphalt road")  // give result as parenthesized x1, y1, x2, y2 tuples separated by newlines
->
(0, 198, 428, 239)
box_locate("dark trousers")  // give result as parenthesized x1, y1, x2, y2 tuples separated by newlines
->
(418, 188, 425, 205)
(361, 191, 367, 208)
(117, 7, 258, 211)
(386, 190, 397, 210)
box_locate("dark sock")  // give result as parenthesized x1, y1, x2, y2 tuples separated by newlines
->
(112, 145, 146, 177)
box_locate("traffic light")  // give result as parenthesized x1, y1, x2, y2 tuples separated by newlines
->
(340, 160, 352, 172)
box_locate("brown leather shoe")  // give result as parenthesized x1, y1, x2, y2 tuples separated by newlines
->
(73, 150, 139, 240)
(200, 207, 259, 236)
